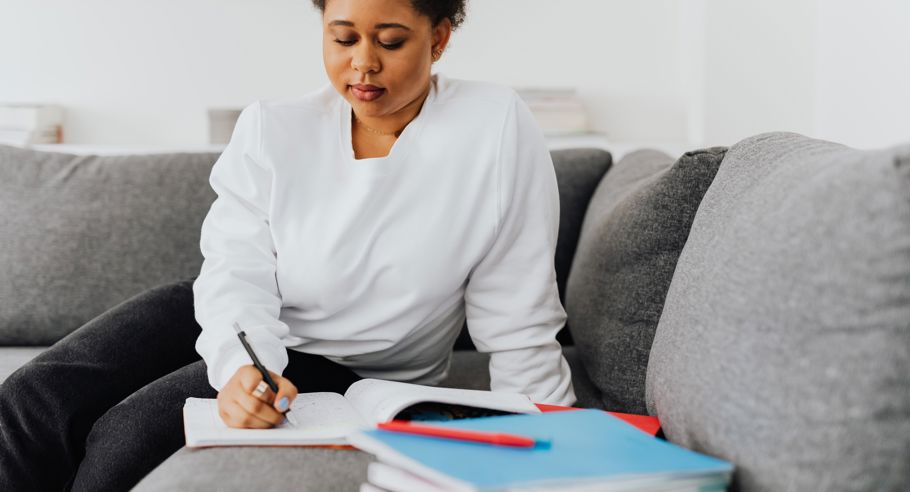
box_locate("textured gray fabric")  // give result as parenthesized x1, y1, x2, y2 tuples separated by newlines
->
(437, 347, 603, 409)
(646, 133, 910, 491)
(453, 148, 612, 350)
(437, 349, 491, 390)
(566, 147, 726, 414)
(136, 347, 604, 491)
(550, 149, 614, 309)
(0, 347, 45, 384)
(1, 144, 607, 348)
(0, 145, 219, 345)
(560, 346, 603, 409)
(133, 446, 372, 492)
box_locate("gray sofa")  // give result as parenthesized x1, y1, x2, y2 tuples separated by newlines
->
(1, 132, 907, 491)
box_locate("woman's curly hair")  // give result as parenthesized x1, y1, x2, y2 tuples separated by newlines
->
(310, 0, 467, 29)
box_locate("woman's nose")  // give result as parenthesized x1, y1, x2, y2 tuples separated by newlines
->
(351, 44, 380, 74)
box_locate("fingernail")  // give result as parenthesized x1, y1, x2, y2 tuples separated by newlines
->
(277, 397, 289, 411)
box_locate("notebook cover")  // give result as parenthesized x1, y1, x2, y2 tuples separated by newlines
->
(535, 403, 662, 436)
(352, 409, 731, 491)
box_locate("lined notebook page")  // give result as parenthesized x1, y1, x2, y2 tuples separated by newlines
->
(183, 393, 368, 447)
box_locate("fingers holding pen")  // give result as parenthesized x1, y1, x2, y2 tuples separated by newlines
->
(235, 390, 285, 426)
(217, 392, 275, 429)
(272, 373, 299, 413)
(242, 368, 298, 416)
(225, 324, 299, 427)
(216, 365, 301, 428)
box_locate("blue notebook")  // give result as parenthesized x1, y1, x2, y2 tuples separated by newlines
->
(349, 409, 733, 491)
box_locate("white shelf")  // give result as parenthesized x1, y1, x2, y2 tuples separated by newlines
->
(28, 143, 226, 155)
(546, 133, 691, 161)
(29, 137, 691, 162)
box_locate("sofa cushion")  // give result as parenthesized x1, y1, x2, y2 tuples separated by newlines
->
(436, 347, 603, 409)
(135, 346, 601, 491)
(454, 148, 612, 349)
(565, 147, 726, 414)
(646, 132, 910, 491)
(549, 149, 614, 310)
(0, 145, 219, 345)
(133, 446, 371, 492)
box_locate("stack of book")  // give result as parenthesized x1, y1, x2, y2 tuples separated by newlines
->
(351, 410, 733, 492)
(515, 88, 589, 136)
(208, 108, 243, 145)
(0, 104, 64, 146)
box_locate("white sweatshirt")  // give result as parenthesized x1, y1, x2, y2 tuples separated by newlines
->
(193, 74, 576, 406)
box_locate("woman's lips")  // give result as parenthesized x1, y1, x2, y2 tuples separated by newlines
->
(351, 84, 385, 102)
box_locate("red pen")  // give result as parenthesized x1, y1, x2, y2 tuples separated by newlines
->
(377, 420, 549, 448)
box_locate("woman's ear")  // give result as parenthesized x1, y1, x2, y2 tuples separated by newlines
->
(431, 17, 453, 57)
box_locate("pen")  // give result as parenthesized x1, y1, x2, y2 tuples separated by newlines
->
(377, 420, 549, 448)
(232, 322, 298, 427)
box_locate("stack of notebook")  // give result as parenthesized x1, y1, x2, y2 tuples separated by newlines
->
(350, 409, 733, 492)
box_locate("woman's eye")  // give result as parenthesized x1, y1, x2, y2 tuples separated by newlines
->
(334, 39, 357, 46)
(379, 41, 404, 50)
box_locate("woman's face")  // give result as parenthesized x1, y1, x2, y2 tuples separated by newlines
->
(322, 0, 450, 120)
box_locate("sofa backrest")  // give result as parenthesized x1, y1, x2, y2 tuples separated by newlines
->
(0, 145, 219, 345)
(452, 148, 612, 350)
(564, 147, 727, 412)
(0, 145, 611, 347)
(646, 132, 910, 491)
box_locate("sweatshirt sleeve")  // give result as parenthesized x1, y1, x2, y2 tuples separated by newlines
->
(463, 93, 576, 406)
(193, 101, 290, 391)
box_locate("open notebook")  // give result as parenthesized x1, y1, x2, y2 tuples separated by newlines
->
(183, 378, 540, 447)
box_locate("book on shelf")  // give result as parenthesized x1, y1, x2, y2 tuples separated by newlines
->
(515, 88, 589, 136)
(0, 104, 64, 145)
(0, 127, 62, 146)
(0, 104, 63, 130)
(350, 409, 732, 492)
(183, 378, 542, 447)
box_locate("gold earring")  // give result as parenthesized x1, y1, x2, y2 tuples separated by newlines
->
(432, 48, 442, 61)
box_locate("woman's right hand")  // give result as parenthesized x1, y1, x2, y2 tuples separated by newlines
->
(217, 365, 298, 429)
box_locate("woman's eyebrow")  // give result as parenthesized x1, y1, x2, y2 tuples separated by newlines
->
(328, 20, 411, 31)
(375, 23, 411, 31)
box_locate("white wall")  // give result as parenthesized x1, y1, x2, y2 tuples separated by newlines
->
(0, 0, 688, 146)
(1, 0, 323, 145)
(444, 0, 688, 143)
(815, 0, 910, 149)
(699, 0, 818, 147)
(686, 0, 909, 149)
(1, 0, 908, 149)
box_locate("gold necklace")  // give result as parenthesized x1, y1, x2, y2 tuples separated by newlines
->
(353, 113, 404, 137)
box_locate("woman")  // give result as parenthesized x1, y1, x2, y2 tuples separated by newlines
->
(0, 0, 575, 490)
